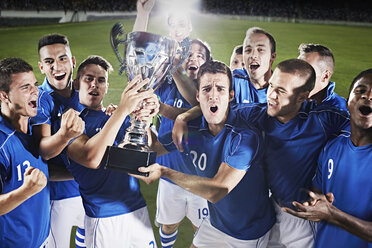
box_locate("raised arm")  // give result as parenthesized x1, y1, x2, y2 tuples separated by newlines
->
(172, 67, 198, 106)
(32, 109, 85, 160)
(282, 190, 372, 242)
(132, 0, 155, 32)
(66, 76, 156, 169)
(136, 162, 245, 203)
(0, 166, 47, 215)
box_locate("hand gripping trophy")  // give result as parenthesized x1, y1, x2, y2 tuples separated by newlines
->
(101, 23, 189, 176)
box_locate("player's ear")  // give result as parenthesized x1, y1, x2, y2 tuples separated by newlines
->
(72, 56, 76, 69)
(298, 91, 309, 103)
(270, 52, 276, 64)
(38, 61, 45, 75)
(0, 91, 9, 103)
(229, 90, 235, 102)
(73, 78, 79, 90)
(196, 90, 200, 103)
(322, 69, 332, 82)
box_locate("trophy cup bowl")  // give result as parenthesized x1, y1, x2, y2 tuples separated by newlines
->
(101, 23, 189, 176)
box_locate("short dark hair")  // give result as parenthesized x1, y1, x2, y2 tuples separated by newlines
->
(38, 34, 70, 54)
(276, 59, 316, 93)
(348, 68, 372, 96)
(234, 45, 243, 55)
(0, 58, 33, 93)
(191, 39, 212, 62)
(298, 43, 335, 72)
(76, 55, 113, 82)
(197, 60, 232, 91)
(245, 27, 276, 54)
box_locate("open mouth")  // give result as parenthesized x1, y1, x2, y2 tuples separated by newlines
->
(249, 64, 260, 71)
(54, 72, 66, 81)
(188, 65, 198, 71)
(89, 91, 99, 96)
(210, 105, 218, 113)
(359, 105, 372, 116)
(28, 100, 37, 108)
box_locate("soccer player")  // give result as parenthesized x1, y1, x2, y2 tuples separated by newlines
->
(282, 69, 372, 246)
(31, 34, 86, 248)
(155, 39, 211, 248)
(134, 2, 211, 246)
(173, 59, 350, 247)
(229, 45, 244, 71)
(55, 55, 158, 247)
(0, 58, 50, 247)
(232, 27, 276, 104)
(136, 60, 276, 247)
(297, 43, 347, 110)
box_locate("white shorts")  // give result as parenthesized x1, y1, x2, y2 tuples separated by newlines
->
(50, 196, 85, 248)
(193, 218, 270, 248)
(156, 178, 209, 227)
(84, 206, 157, 248)
(267, 200, 317, 248)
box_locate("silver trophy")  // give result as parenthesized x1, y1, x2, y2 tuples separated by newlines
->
(102, 23, 189, 175)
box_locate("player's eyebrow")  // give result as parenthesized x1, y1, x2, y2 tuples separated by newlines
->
(201, 84, 212, 90)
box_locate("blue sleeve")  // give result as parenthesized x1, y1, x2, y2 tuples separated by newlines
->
(0, 148, 9, 193)
(233, 103, 265, 126)
(231, 76, 239, 105)
(224, 129, 262, 171)
(156, 83, 170, 103)
(319, 107, 350, 136)
(313, 146, 326, 191)
(30, 91, 53, 126)
(157, 130, 177, 152)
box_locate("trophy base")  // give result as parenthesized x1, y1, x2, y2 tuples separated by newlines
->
(102, 146, 156, 177)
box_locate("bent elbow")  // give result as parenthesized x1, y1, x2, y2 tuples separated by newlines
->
(83, 157, 101, 169)
(77, 151, 101, 169)
(206, 189, 229, 204)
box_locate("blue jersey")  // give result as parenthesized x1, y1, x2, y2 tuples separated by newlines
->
(156, 80, 196, 181)
(319, 81, 348, 111)
(30, 78, 84, 200)
(57, 109, 146, 218)
(313, 134, 372, 247)
(233, 102, 350, 207)
(0, 115, 50, 247)
(232, 68, 267, 104)
(163, 108, 275, 240)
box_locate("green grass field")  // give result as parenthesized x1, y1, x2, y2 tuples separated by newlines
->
(1, 15, 371, 247)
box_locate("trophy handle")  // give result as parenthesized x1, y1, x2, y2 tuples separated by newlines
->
(110, 23, 127, 75)
(167, 37, 191, 83)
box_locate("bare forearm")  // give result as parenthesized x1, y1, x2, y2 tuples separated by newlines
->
(0, 187, 30, 215)
(133, 10, 150, 32)
(177, 105, 202, 122)
(39, 131, 74, 160)
(161, 167, 227, 203)
(68, 107, 129, 168)
(148, 129, 168, 156)
(172, 69, 198, 106)
(327, 206, 372, 242)
(159, 103, 189, 121)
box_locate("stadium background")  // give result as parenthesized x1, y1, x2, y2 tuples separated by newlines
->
(1, 0, 371, 247)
